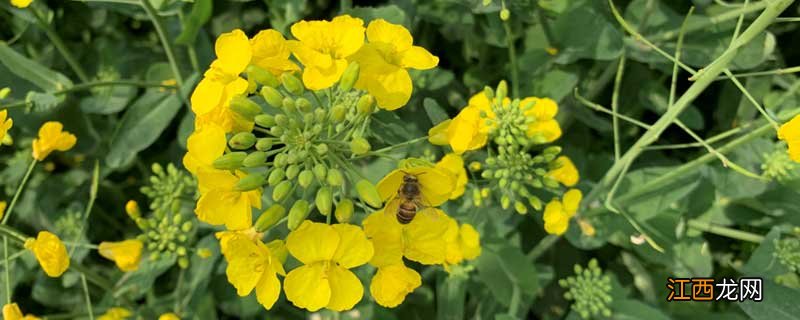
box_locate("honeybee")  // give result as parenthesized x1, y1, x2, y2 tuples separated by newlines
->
(385, 173, 430, 224)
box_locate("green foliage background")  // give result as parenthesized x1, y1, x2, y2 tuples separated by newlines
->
(2, 0, 800, 319)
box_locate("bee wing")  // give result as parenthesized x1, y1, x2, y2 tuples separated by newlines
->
(414, 195, 439, 221)
(384, 197, 402, 217)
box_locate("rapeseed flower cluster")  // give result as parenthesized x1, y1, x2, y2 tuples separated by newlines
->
(429, 81, 584, 235)
(183, 15, 480, 312)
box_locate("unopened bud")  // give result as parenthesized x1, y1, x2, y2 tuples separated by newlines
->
(246, 65, 280, 87)
(340, 62, 360, 91)
(331, 105, 347, 123)
(356, 179, 382, 208)
(350, 137, 371, 155)
(356, 94, 374, 114)
(287, 200, 310, 230)
(297, 98, 312, 112)
(229, 132, 256, 150)
(281, 73, 304, 96)
(213, 152, 247, 170)
(496, 80, 508, 104)
(528, 196, 542, 211)
(235, 173, 266, 191)
(255, 204, 286, 232)
(315, 187, 333, 216)
(255, 114, 276, 128)
(327, 168, 344, 186)
(282, 97, 296, 113)
(500, 8, 510, 21)
(285, 164, 300, 179)
(229, 95, 262, 120)
(243, 151, 267, 167)
(335, 198, 354, 223)
(255, 138, 273, 151)
(514, 201, 528, 214)
(260, 86, 284, 108)
(298, 170, 314, 188)
(315, 143, 329, 155)
(268, 168, 285, 186)
(501, 194, 510, 209)
(125, 200, 140, 219)
(272, 180, 292, 201)
(313, 164, 327, 181)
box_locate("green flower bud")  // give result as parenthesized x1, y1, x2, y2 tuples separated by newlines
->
(287, 200, 310, 230)
(356, 179, 382, 208)
(274, 114, 289, 128)
(514, 201, 528, 214)
(350, 137, 371, 155)
(327, 168, 344, 186)
(269, 126, 283, 137)
(229, 95, 262, 120)
(272, 180, 292, 202)
(246, 65, 280, 87)
(500, 8, 510, 20)
(181, 221, 193, 232)
(281, 73, 304, 96)
(297, 97, 313, 112)
(501, 194, 510, 209)
(268, 168, 286, 186)
(260, 86, 284, 108)
(255, 138, 273, 151)
(357, 94, 374, 114)
(298, 170, 314, 188)
(534, 168, 547, 176)
(213, 152, 247, 170)
(178, 257, 189, 269)
(543, 176, 560, 189)
(339, 62, 360, 91)
(282, 97, 296, 113)
(315, 187, 333, 216)
(313, 164, 327, 181)
(150, 251, 160, 261)
(229, 132, 257, 150)
(315, 108, 327, 123)
(286, 164, 300, 179)
(335, 198, 354, 223)
(315, 143, 329, 155)
(496, 80, 508, 104)
(255, 204, 286, 232)
(243, 151, 267, 167)
(528, 196, 542, 211)
(331, 104, 347, 123)
(235, 173, 266, 191)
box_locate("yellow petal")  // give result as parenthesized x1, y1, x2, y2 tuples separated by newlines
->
(0, 109, 12, 143)
(435, 153, 468, 200)
(0, 201, 6, 222)
(527, 119, 562, 143)
(543, 200, 568, 235)
(447, 107, 483, 154)
(32, 122, 77, 161)
(190, 78, 224, 115)
(3, 303, 24, 320)
(366, 19, 412, 51)
(459, 224, 481, 260)
(254, 267, 281, 310)
(98, 240, 143, 272)
(24, 231, 69, 277)
(97, 307, 132, 320)
(286, 221, 339, 264)
(10, 0, 33, 8)
(366, 66, 412, 110)
(413, 166, 455, 207)
(547, 156, 579, 187)
(362, 210, 404, 267)
(427, 119, 451, 146)
(196, 167, 238, 194)
(329, 15, 366, 58)
(331, 224, 374, 269)
(326, 265, 364, 311)
(403, 209, 449, 264)
(562, 189, 582, 217)
(370, 264, 421, 308)
(376, 169, 406, 202)
(158, 313, 180, 320)
(224, 236, 264, 296)
(523, 97, 558, 120)
(182, 123, 226, 175)
(779, 115, 800, 162)
(302, 59, 348, 91)
(195, 189, 252, 230)
(401, 46, 439, 70)
(215, 29, 252, 75)
(284, 263, 331, 312)
(250, 29, 298, 75)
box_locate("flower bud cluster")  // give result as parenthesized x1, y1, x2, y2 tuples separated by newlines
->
(479, 145, 563, 213)
(558, 259, 613, 319)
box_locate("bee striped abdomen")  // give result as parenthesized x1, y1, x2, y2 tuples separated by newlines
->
(397, 201, 417, 224)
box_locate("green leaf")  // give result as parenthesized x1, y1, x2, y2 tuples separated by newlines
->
(476, 243, 538, 307)
(423, 98, 449, 125)
(79, 85, 136, 114)
(25, 91, 59, 112)
(436, 275, 466, 320)
(552, 4, 623, 64)
(743, 228, 787, 278)
(739, 279, 800, 320)
(346, 5, 407, 25)
(114, 255, 177, 300)
(0, 42, 73, 92)
(176, 0, 213, 45)
(611, 299, 671, 320)
(618, 166, 702, 220)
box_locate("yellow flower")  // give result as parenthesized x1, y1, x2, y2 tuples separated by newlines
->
(97, 307, 132, 320)
(10, 0, 33, 8)
(547, 156, 579, 187)
(523, 97, 561, 143)
(444, 221, 481, 266)
(427, 119, 451, 146)
(196, 168, 262, 230)
(222, 234, 285, 310)
(32, 121, 77, 161)
(446, 106, 488, 154)
(24, 231, 69, 277)
(377, 165, 454, 210)
(2, 303, 40, 320)
(370, 263, 421, 308)
(0, 201, 6, 221)
(98, 239, 144, 272)
(349, 19, 438, 110)
(182, 123, 226, 175)
(250, 29, 299, 76)
(0, 109, 12, 144)
(158, 313, 181, 320)
(191, 29, 252, 132)
(779, 114, 800, 162)
(543, 189, 582, 235)
(284, 221, 374, 311)
(435, 153, 468, 200)
(288, 15, 365, 90)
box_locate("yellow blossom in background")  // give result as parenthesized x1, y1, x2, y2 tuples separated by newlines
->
(523, 97, 562, 143)
(0, 201, 6, 221)
(435, 153, 468, 200)
(97, 307, 132, 320)
(370, 263, 421, 308)
(377, 165, 454, 209)
(198, 248, 213, 258)
(24, 231, 69, 277)
(444, 220, 481, 266)
(0, 109, 12, 144)
(196, 168, 261, 230)
(350, 19, 438, 109)
(547, 156, 579, 187)
(222, 235, 285, 310)
(778, 114, 800, 162)
(182, 123, 226, 175)
(288, 15, 365, 90)
(10, 0, 32, 8)
(543, 189, 582, 235)
(284, 221, 374, 311)
(2, 303, 40, 320)
(98, 239, 144, 272)
(124, 200, 140, 219)
(158, 313, 181, 320)
(250, 29, 299, 75)
(32, 121, 77, 161)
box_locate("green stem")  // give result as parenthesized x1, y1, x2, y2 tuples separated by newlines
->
(713, 65, 800, 80)
(81, 273, 95, 320)
(686, 219, 764, 243)
(0, 224, 29, 243)
(69, 162, 100, 257)
(502, 19, 519, 97)
(352, 136, 428, 159)
(611, 53, 626, 161)
(3, 80, 176, 108)
(508, 285, 521, 317)
(177, 10, 201, 74)
(650, 1, 769, 42)
(141, 0, 184, 89)
(2, 159, 37, 225)
(4, 237, 10, 304)
(526, 234, 559, 261)
(31, 7, 89, 82)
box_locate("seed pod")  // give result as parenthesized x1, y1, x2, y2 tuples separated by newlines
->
(356, 179, 382, 208)
(260, 86, 284, 108)
(331, 104, 347, 123)
(213, 152, 247, 170)
(313, 164, 327, 181)
(298, 170, 314, 188)
(286, 164, 300, 179)
(514, 201, 528, 214)
(229, 132, 257, 150)
(235, 173, 266, 191)
(255, 204, 286, 232)
(243, 151, 267, 167)
(229, 95, 262, 120)
(255, 138, 273, 151)
(246, 65, 280, 87)
(287, 200, 310, 230)
(281, 73, 304, 96)
(356, 94, 374, 114)
(335, 198, 354, 223)
(282, 97, 296, 113)
(315, 187, 332, 216)
(349, 137, 371, 155)
(268, 168, 285, 186)
(272, 180, 292, 201)
(255, 114, 276, 128)
(327, 168, 344, 186)
(339, 62, 360, 91)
